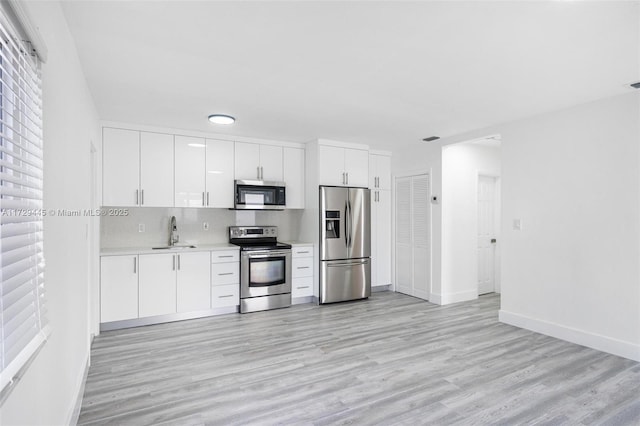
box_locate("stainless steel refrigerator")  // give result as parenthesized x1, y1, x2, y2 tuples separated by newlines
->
(319, 186, 371, 304)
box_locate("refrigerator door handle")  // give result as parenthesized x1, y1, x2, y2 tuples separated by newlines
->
(344, 201, 349, 249)
(327, 260, 369, 267)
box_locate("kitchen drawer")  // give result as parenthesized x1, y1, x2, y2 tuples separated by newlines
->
(292, 246, 313, 258)
(211, 283, 239, 308)
(211, 262, 239, 285)
(211, 250, 239, 263)
(292, 257, 313, 278)
(292, 276, 313, 298)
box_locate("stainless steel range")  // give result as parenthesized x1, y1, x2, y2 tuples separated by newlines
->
(229, 226, 292, 313)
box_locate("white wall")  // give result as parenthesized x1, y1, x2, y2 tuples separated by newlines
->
(498, 93, 640, 361)
(441, 143, 501, 303)
(0, 1, 100, 424)
(394, 92, 640, 361)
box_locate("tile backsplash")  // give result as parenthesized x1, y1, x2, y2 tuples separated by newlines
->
(100, 207, 303, 248)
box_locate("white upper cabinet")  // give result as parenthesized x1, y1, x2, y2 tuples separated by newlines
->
(344, 148, 369, 187)
(259, 145, 284, 181)
(234, 142, 283, 181)
(283, 147, 305, 209)
(205, 139, 235, 208)
(318, 145, 369, 187)
(175, 136, 206, 207)
(140, 132, 174, 207)
(369, 153, 392, 190)
(234, 142, 260, 180)
(103, 128, 140, 206)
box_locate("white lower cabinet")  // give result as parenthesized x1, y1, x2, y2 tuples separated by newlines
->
(139, 253, 177, 318)
(211, 249, 240, 308)
(100, 255, 139, 322)
(101, 250, 217, 325)
(211, 284, 240, 308)
(177, 251, 211, 312)
(291, 245, 314, 299)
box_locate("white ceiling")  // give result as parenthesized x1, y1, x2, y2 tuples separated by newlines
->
(59, 1, 639, 151)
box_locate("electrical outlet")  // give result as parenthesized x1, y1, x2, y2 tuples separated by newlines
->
(138, 223, 145, 233)
(513, 219, 522, 231)
(203, 222, 209, 231)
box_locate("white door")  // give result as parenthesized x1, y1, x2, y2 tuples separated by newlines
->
(175, 136, 206, 207)
(283, 147, 305, 208)
(344, 148, 369, 187)
(176, 252, 211, 312)
(100, 255, 138, 322)
(102, 128, 139, 206)
(140, 132, 174, 207)
(234, 142, 261, 180)
(395, 174, 430, 300)
(138, 254, 177, 317)
(395, 177, 413, 296)
(259, 145, 283, 181)
(478, 175, 497, 295)
(205, 139, 235, 208)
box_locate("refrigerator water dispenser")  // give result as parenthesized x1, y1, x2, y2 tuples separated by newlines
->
(325, 211, 340, 239)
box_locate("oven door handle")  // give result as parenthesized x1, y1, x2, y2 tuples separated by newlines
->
(244, 251, 290, 258)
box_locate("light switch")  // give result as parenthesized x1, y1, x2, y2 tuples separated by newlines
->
(138, 223, 145, 233)
(513, 219, 522, 231)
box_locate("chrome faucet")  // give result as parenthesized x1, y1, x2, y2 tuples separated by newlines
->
(169, 216, 179, 246)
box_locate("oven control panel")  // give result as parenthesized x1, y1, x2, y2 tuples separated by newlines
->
(229, 226, 278, 239)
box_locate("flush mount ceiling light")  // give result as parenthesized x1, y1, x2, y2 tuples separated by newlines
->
(208, 114, 235, 125)
(422, 136, 440, 142)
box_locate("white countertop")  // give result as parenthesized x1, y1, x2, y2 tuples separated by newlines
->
(101, 243, 238, 256)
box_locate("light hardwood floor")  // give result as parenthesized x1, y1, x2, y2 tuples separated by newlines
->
(79, 292, 640, 425)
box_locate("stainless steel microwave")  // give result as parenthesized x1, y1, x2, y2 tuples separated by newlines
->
(234, 180, 286, 210)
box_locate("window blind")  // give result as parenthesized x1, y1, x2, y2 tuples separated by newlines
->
(0, 7, 47, 394)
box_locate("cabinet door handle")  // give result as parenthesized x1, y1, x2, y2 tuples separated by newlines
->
(133, 257, 137, 273)
(218, 272, 234, 276)
(141, 189, 144, 205)
(342, 172, 345, 185)
(297, 266, 310, 269)
(206, 192, 210, 206)
(260, 166, 264, 180)
(257, 166, 261, 180)
(218, 294, 235, 298)
(177, 254, 181, 270)
(217, 255, 234, 258)
(297, 250, 310, 254)
(296, 286, 310, 289)
(346, 172, 349, 185)
(135, 189, 139, 205)
(172, 255, 176, 271)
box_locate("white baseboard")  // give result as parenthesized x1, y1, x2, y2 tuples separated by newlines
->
(430, 289, 477, 305)
(499, 310, 640, 362)
(372, 285, 391, 293)
(67, 352, 90, 426)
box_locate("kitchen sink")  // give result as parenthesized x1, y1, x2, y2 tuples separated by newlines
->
(152, 245, 197, 250)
